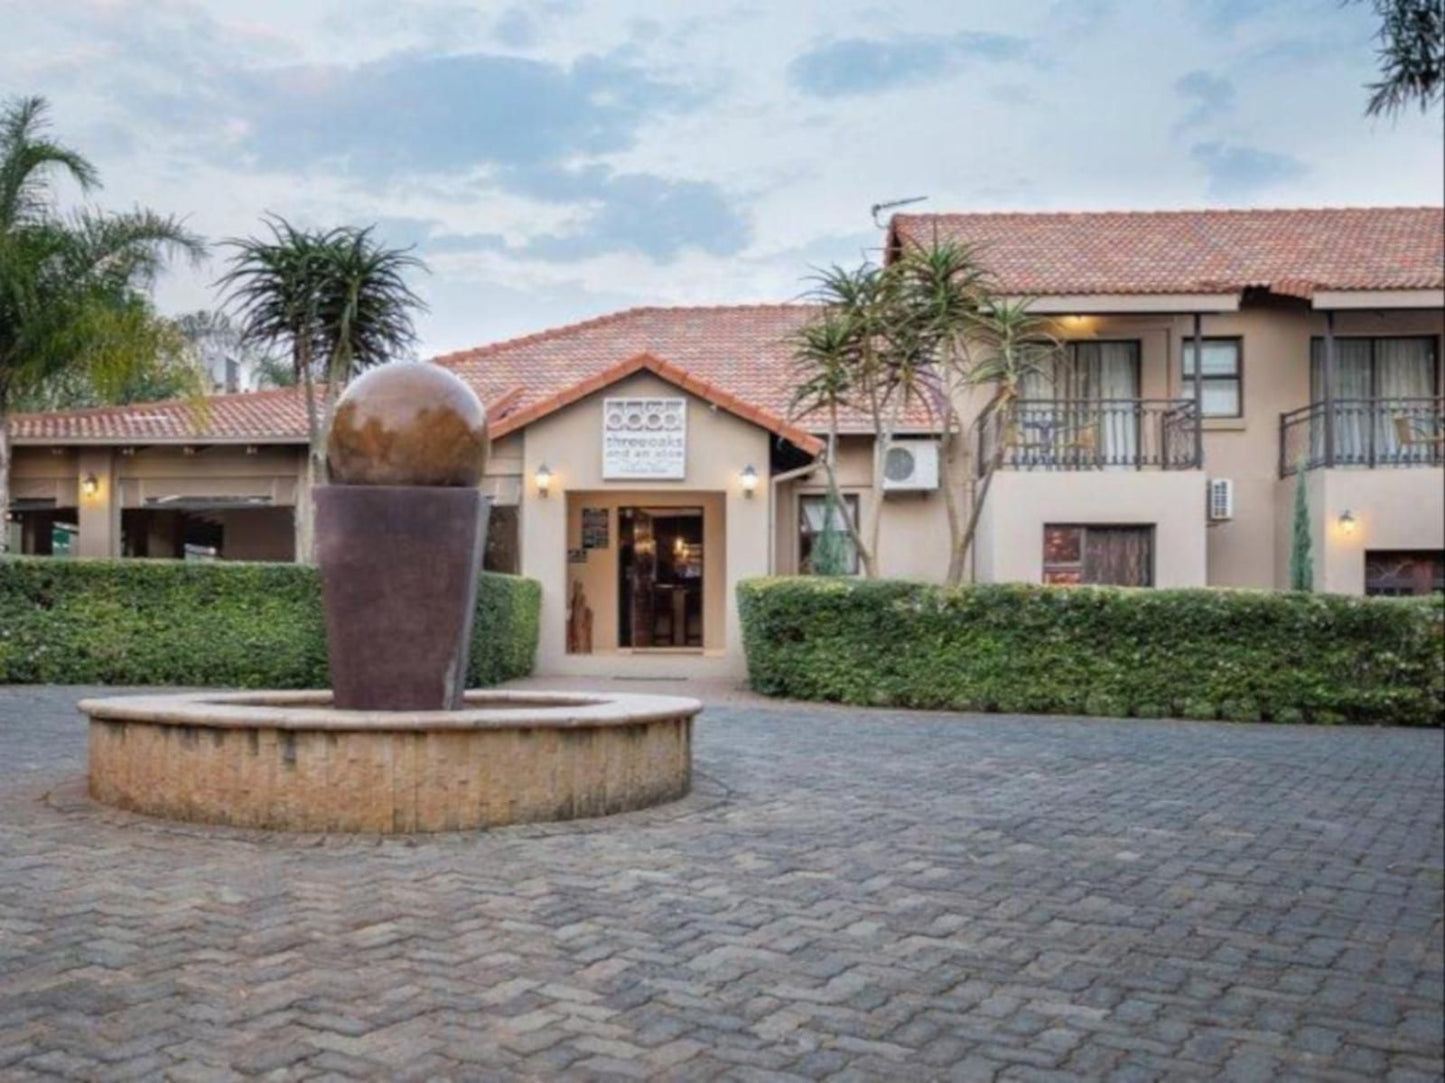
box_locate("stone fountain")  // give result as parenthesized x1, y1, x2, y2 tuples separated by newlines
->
(80, 363, 699, 833)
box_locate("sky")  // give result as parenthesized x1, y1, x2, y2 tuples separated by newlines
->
(3, 0, 1442, 357)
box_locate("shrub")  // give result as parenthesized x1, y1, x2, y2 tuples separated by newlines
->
(0, 557, 540, 688)
(737, 578, 1444, 727)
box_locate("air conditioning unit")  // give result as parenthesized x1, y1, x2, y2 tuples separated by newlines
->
(1207, 477, 1235, 521)
(881, 440, 940, 492)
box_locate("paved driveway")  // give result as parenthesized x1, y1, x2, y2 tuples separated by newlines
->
(0, 686, 1441, 1081)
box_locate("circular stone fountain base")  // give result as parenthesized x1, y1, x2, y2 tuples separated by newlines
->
(81, 690, 700, 833)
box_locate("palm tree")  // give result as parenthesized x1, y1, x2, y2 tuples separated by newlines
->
(219, 218, 426, 560)
(0, 95, 204, 553)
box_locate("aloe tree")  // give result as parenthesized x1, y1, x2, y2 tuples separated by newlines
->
(219, 217, 426, 560)
(889, 240, 991, 584)
(953, 299, 1062, 574)
(790, 310, 871, 575)
(0, 95, 204, 552)
(1355, 0, 1443, 116)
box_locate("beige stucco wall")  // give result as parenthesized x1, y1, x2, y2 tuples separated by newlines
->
(1012, 307, 1443, 592)
(519, 371, 770, 678)
(974, 470, 1209, 587)
(1275, 468, 1445, 594)
(772, 435, 956, 581)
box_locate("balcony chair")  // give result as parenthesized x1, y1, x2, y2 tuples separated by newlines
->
(1391, 414, 1445, 449)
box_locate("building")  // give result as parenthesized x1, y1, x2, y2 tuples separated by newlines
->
(6, 206, 1443, 676)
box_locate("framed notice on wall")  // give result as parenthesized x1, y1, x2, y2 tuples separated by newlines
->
(602, 398, 686, 480)
(581, 507, 609, 549)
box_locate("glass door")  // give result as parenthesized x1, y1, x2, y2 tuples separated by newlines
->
(618, 507, 704, 648)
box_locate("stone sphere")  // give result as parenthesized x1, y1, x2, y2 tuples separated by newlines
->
(326, 363, 489, 487)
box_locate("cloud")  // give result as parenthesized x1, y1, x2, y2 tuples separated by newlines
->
(492, 7, 540, 48)
(1190, 142, 1308, 197)
(362, 173, 749, 264)
(1199, 0, 1276, 29)
(1174, 70, 1235, 131)
(516, 171, 750, 262)
(229, 51, 687, 179)
(788, 32, 1031, 97)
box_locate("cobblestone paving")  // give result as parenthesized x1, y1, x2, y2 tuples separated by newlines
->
(1, 686, 1442, 1082)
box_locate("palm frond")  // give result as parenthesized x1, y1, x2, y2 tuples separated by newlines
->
(0, 95, 99, 231)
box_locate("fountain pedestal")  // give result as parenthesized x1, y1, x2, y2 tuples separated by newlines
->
(317, 485, 490, 711)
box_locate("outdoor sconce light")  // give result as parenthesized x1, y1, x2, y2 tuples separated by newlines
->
(535, 464, 553, 497)
(1338, 510, 1357, 535)
(740, 464, 758, 497)
(81, 473, 99, 498)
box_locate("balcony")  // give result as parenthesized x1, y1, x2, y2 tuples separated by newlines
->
(978, 399, 1202, 473)
(1279, 398, 1445, 476)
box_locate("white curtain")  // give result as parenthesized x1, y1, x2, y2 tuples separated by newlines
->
(1021, 342, 1139, 467)
(1312, 338, 1435, 463)
(1376, 339, 1436, 461)
(1094, 343, 1139, 467)
(1311, 339, 1372, 462)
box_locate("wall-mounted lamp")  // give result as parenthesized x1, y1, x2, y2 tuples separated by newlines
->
(80, 473, 99, 498)
(1338, 510, 1357, 536)
(535, 464, 553, 498)
(740, 464, 758, 497)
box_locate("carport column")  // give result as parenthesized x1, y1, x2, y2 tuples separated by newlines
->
(75, 448, 119, 558)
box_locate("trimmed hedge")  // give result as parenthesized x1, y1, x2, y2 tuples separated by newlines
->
(0, 557, 540, 688)
(738, 578, 1445, 727)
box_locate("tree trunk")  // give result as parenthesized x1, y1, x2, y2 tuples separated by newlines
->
(953, 393, 1008, 575)
(0, 402, 11, 556)
(864, 393, 905, 578)
(939, 410, 966, 586)
(296, 340, 321, 565)
(823, 402, 873, 576)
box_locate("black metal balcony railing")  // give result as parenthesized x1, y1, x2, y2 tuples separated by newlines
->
(1279, 398, 1445, 476)
(978, 399, 1202, 474)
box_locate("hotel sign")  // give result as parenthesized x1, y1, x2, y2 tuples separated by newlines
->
(602, 398, 687, 479)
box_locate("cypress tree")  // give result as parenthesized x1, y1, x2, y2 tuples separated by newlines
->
(1289, 472, 1314, 591)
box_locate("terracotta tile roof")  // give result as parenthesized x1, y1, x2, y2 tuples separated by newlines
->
(9, 385, 314, 444)
(9, 305, 877, 447)
(8, 382, 526, 445)
(888, 207, 1445, 297)
(490, 351, 824, 455)
(436, 304, 901, 435)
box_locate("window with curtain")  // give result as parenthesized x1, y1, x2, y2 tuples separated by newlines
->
(1180, 337, 1242, 417)
(1309, 336, 1438, 462)
(799, 493, 860, 574)
(1019, 341, 1141, 466)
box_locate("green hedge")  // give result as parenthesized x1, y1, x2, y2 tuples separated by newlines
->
(738, 578, 1445, 727)
(0, 557, 540, 688)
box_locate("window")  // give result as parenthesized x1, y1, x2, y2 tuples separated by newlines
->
(799, 494, 860, 575)
(1309, 336, 1438, 402)
(1043, 525, 1154, 586)
(1365, 550, 1444, 596)
(484, 506, 520, 574)
(1181, 337, 1242, 418)
(1023, 341, 1141, 401)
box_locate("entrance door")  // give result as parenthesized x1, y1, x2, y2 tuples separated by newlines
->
(618, 507, 704, 648)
